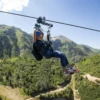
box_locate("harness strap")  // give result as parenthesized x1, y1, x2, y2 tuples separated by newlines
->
(35, 40, 53, 57)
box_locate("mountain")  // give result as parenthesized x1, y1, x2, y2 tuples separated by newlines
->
(0, 25, 100, 62)
(51, 35, 100, 62)
(0, 25, 32, 59)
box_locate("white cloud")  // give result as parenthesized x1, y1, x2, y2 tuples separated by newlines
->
(0, 0, 29, 11)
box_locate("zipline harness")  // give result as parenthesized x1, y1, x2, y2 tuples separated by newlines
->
(32, 17, 54, 61)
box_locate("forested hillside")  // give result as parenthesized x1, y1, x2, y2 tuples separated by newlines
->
(0, 57, 73, 100)
(0, 57, 69, 95)
(0, 25, 32, 59)
(74, 55, 100, 100)
(0, 55, 100, 100)
(0, 25, 100, 62)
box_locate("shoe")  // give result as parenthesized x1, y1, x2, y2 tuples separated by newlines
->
(64, 67, 79, 75)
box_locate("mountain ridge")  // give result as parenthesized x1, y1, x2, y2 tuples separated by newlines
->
(0, 25, 100, 62)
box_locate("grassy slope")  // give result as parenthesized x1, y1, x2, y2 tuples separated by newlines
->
(0, 25, 33, 58)
(0, 85, 28, 100)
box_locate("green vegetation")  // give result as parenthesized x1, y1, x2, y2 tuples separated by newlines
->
(78, 55, 100, 77)
(0, 95, 11, 100)
(40, 86, 73, 100)
(0, 25, 32, 59)
(74, 55, 100, 100)
(75, 76, 100, 100)
(0, 57, 69, 96)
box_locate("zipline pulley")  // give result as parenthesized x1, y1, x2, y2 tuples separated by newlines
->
(35, 17, 53, 43)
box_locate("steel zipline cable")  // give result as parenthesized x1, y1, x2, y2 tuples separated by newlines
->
(0, 10, 100, 32)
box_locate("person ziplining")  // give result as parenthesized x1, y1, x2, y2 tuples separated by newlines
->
(31, 17, 79, 75)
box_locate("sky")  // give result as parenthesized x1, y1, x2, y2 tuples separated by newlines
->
(0, 0, 100, 49)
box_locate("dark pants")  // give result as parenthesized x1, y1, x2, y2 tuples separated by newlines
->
(44, 50, 69, 68)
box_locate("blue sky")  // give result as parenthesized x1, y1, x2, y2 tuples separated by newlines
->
(0, 0, 100, 49)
